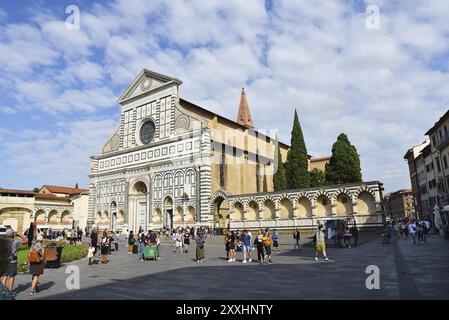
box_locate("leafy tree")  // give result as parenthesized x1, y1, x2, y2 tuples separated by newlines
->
(32, 187, 40, 193)
(273, 141, 287, 191)
(309, 168, 327, 187)
(325, 133, 362, 185)
(286, 110, 310, 189)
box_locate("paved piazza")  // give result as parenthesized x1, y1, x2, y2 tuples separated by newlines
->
(11, 234, 449, 300)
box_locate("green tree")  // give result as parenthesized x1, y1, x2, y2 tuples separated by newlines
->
(309, 168, 327, 187)
(32, 187, 40, 193)
(286, 110, 310, 189)
(325, 133, 362, 185)
(273, 141, 287, 191)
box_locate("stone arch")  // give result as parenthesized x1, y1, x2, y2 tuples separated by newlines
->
(336, 192, 353, 216)
(354, 185, 376, 199)
(95, 211, 102, 224)
(152, 208, 162, 223)
(186, 206, 196, 223)
(297, 197, 312, 218)
(357, 191, 376, 214)
(34, 209, 46, 225)
(263, 199, 276, 220)
(316, 194, 332, 217)
(48, 210, 59, 225)
(0, 207, 32, 232)
(247, 200, 258, 221)
(118, 210, 125, 224)
(174, 206, 183, 223)
(211, 191, 230, 229)
(133, 181, 148, 194)
(232, 202, 244, 222)
(61, 210, 72, 225)
(279, 198, 293, 219)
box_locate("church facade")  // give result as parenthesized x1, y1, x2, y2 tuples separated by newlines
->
(88, 69, 384, 232)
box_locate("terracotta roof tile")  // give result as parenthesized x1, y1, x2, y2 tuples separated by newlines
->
(41, 185, 88, 195)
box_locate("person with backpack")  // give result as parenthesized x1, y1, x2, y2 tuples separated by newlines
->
(1, 230, 26, 297)
(28, 234, 46, 295)
(262, 228, 272, 264)
(293, 228, 301, 251)
(0, 236, 15, 300)
(315, 225, 329, 261)
(241, 230, 252, 263)
(272, 229, 280, 254)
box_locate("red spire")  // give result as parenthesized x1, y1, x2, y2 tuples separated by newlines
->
(236, 88, 254, 129)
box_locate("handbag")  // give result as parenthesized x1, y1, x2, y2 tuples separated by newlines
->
(87, 249, 94, 258)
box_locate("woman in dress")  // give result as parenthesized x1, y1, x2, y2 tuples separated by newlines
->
(183, 230, 190, 254)
(195, 232, 206, 263)
(100, 231, 110, 264)
(28, 234, 46, 295)
(227, 231, 236, 262)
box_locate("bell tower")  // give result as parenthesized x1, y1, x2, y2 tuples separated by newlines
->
(236, 88, 254, 129)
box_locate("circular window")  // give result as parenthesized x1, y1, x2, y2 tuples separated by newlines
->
(140, 120, 155, 144)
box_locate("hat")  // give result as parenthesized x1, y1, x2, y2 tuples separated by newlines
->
(5, 230, 14, 238)
(37, 234, 44, 241)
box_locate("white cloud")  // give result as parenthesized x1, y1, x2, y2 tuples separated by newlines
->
(1, 0, 449, 193)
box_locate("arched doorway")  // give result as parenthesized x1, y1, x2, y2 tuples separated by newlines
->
(212, 196, 230, 230)
(132, 181, 148, 232)
(164, 196, 174, 229)
(316, 195, 332, 217)
(336, 194, 352, 216)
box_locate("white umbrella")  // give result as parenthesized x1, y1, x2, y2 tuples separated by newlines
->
(433, 205, 443, 229)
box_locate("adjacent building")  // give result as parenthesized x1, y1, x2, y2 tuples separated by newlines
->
(384, 189, 415, 220)
(0, 185, 89, 233)
(404, 109, 449, 217)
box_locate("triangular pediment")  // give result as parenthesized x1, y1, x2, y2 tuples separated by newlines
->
(118, 69, 183, 105)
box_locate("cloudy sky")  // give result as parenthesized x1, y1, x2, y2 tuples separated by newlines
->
(0, 0, 447, 193)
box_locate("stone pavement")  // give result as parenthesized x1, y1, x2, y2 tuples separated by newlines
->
(10, 234, 449, 300)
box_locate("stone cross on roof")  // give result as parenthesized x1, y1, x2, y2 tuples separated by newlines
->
(236, 88, 254, 129)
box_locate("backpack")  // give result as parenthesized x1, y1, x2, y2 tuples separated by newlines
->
(28, 248, 41, 263)
(262, 235, 271, 247)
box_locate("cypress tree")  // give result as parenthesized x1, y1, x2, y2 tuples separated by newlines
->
(273, 141, 287, 191)
(325, 133, 362, 185)
(309, 168, 326, 187)
(286, 110, 310, 189)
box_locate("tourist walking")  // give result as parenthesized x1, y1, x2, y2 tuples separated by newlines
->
(128, 231, 135, 253)
(28, 234, 46, 295)
(114, 232, 120, 251)
(351, 223, 359, 246)
(224, 231, 231, 260)
(183, 230, 190, 253)
(417, 222, 424, 244)
(409, 222, 417, 244)
(272, 229, 280, 254)
(262, 228, 272, 264)
(89, 227, 99, 265)
(315, 225, 329, 261)
(293, 228, 301, 251)
(255, 229, 264, 264)
(1, 230, 26, 297)
(195, 232, 206, 262)
(0, 237, 14, 300)
(100, 231, 110, 264)
(175, 231, 183, 253)
(241, 230, 252, 263)
(227, 231, 236, 262)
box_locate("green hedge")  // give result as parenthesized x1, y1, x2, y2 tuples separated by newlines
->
(17, 244, 88, 272)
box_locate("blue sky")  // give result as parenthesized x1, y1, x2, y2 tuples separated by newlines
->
(0, 0, 448, 192)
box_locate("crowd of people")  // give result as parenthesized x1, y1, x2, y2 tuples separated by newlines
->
(384, 216, 432, 244)
(13, 217, 434, 299)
